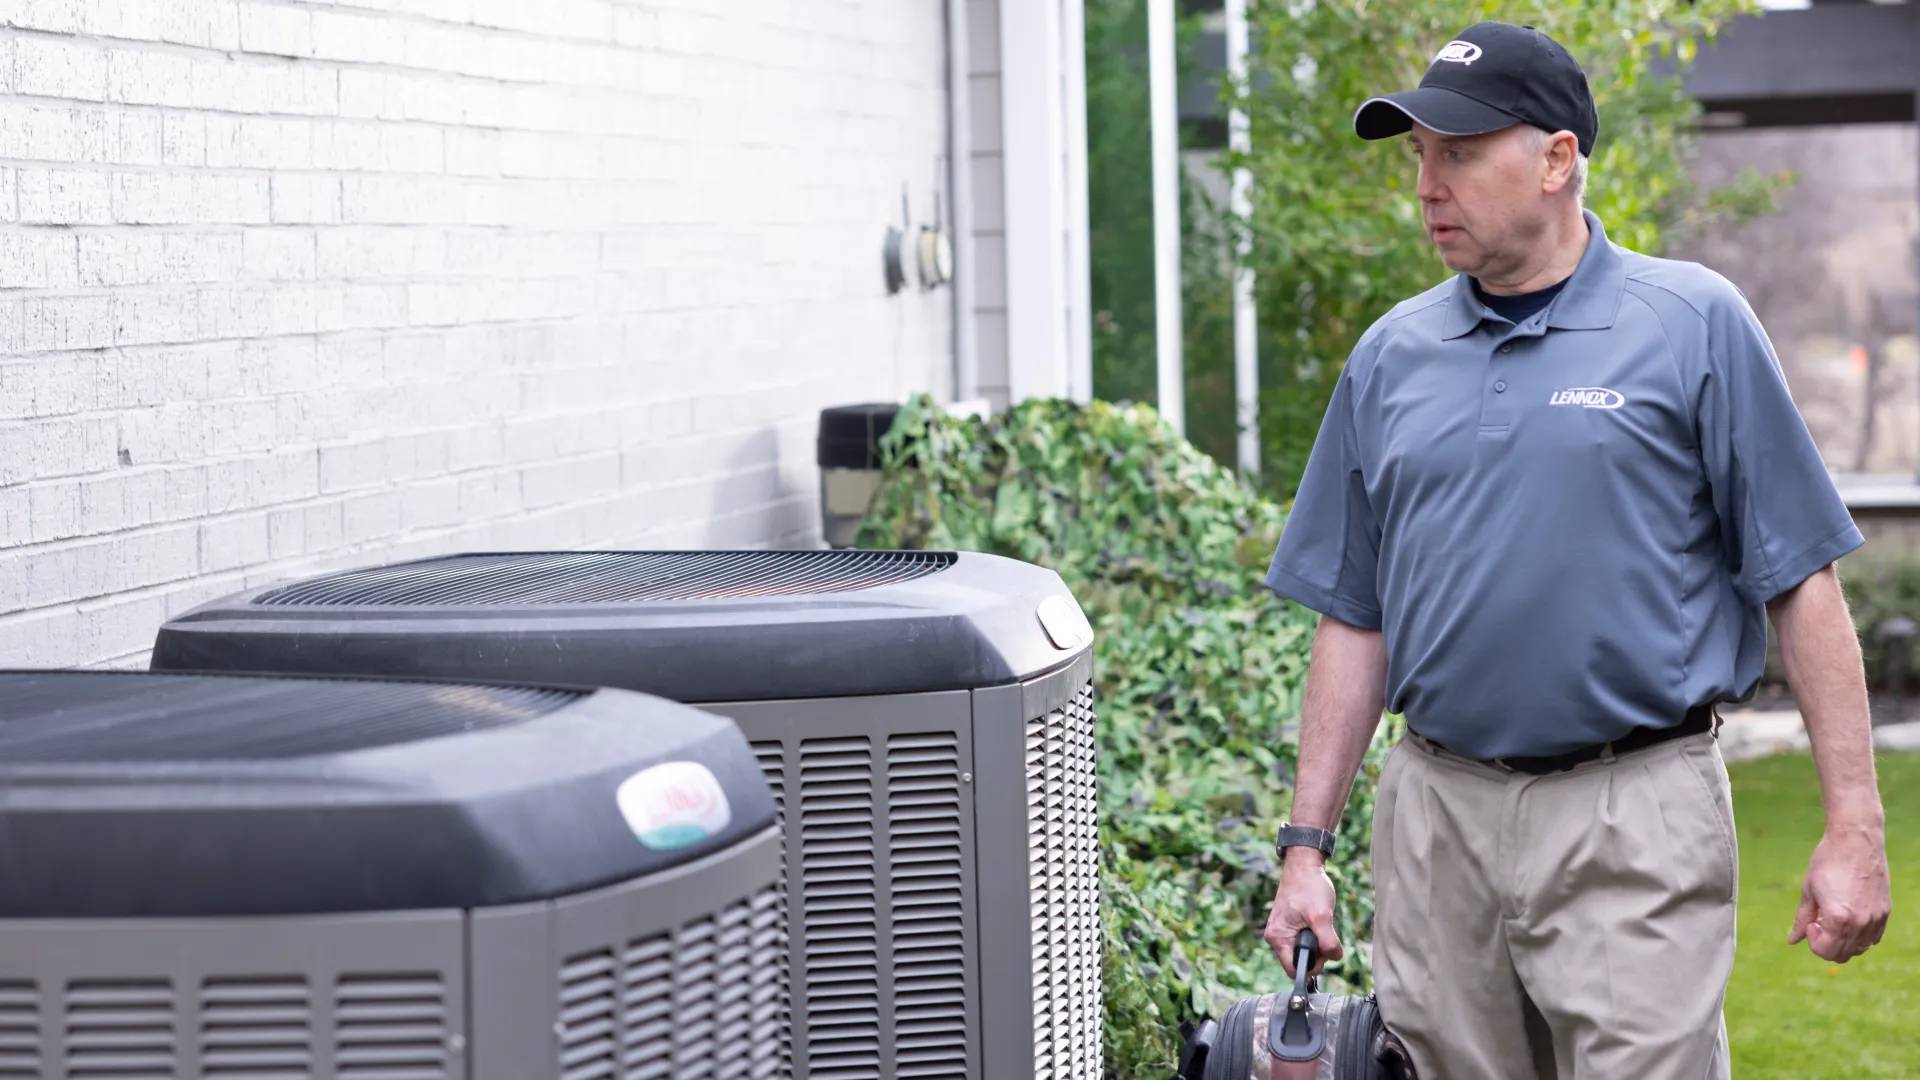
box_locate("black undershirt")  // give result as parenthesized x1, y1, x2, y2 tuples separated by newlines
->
(1473, 276, 1568, 325)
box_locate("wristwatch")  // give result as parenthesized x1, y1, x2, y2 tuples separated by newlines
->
(1275, 822, 1338, 861)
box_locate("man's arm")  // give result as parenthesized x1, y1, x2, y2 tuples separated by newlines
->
(1767, 563, 1890, 963)
(1263, 613, 1389, 976)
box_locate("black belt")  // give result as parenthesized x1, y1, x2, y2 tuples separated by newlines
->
(1486, 704, 1718, 776)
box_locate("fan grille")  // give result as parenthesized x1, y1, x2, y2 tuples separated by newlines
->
(0, 673, 580, 762)
(251, 550, 958, 607)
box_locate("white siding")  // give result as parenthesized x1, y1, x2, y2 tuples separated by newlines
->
(0, 0, 956, 668)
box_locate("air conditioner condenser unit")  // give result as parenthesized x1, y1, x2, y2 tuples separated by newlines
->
(152, 549, 1104, 1080)
(0, 670, 786, 1080)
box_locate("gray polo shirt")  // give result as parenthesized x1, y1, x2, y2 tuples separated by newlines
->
(1266, 210, 1863, 760)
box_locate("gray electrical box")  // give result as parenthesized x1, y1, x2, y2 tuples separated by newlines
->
(151, 549, 1104, 1080)
(0, 670, 786, 1080)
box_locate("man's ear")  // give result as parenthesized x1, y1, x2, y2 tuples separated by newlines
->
(1543, 130, 1579, 195)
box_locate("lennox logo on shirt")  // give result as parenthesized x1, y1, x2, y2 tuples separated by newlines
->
(1548, 387, 1625, 409)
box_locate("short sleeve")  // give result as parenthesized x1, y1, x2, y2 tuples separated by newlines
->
(1265, 367, 1383, 629)
(1697, 288, 1863, 604)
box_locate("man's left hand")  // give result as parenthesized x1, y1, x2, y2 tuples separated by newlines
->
(1789, 824, 1891, 963)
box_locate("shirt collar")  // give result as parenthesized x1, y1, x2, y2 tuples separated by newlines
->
(1439, 209, 1626, 340)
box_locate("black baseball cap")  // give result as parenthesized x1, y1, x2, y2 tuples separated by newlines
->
(1353, 22, 1599, 157)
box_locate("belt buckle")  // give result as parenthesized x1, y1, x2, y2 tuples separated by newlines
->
(1500, 741, 1612, 776)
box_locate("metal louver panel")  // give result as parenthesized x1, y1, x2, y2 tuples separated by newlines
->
(555, 884, 786, 1080)
(0, 981, 37, 1079)
(752, 741, 789, 866)
(886, 733, 969, 1079)
(798, 738, 880, 1080)
(740, 709, 978, 1080)
(747, 743, 795, 1080)
(558, 949, 618, 1080)
(1024, 682, 1101, 1080)
(335, 974, 447, 1079)
(745, 887, 787, 1080)
(200, 977, 311, 1077)
(253, 550, 959, 607)
(62, 978, 175, 1080)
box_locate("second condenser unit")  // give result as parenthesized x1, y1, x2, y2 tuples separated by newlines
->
(152, 549, 1103, 1080)
(0, 670, 785, 1080)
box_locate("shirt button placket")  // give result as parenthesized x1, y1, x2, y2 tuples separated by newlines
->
(1482, 338, 1514, 433)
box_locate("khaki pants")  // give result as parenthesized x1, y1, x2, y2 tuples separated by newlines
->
(1371, 729, 1738, 1080)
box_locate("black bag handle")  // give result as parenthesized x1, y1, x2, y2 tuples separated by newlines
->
(1269, 928, 1329, 1062)
(1168, 1017, 1218, 1080)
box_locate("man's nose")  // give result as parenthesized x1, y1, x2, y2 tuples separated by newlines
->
(1416, 160, 1445, 203)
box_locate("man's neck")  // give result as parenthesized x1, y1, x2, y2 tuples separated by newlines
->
(1477, 210, 1590, 297)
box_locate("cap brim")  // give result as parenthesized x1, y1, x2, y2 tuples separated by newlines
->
(1353, 86, 1523, 141)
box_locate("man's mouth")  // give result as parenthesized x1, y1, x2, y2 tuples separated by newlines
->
(1429, 224, 1462, 242)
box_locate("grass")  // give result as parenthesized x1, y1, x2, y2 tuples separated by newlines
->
(1726, 750, 1919, 1077)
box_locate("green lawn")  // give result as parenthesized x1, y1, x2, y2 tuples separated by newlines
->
(1727, 750, 1919, 1077)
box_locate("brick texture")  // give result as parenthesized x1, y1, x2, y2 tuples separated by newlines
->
(0, 0, 957, 668)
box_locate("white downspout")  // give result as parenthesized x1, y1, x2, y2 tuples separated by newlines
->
(1062, 0, 1094, 405)
(1226, 0, 1259, 475)
(1147, 0, 1185, 434)
(945, 0, 978, 405)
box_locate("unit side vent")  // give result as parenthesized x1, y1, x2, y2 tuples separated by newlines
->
(200, 977, 312, 1078)
(1023, 682, 1101, 1080)
(334, 974, 447, 1080)
(557, 886, 786, 1080)
(798, 737, 880, 1080)
(886, 733, 969, 1079)
(62, 978, 175, 1080)
(0, 981, 38, 1080)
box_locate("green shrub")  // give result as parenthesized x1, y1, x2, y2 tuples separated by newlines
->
(1836, 547, 1920, 692)
(1747, 546, 1920, 693)
(857, 395, 1395, 1078)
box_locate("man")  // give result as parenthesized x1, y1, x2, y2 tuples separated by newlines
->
(1260, 21, 1891, 1080)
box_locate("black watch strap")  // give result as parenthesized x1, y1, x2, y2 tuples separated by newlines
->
(1275, 823, 1337, 860)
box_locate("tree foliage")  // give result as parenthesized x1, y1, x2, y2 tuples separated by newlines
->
(1088, 0, 1786, 499)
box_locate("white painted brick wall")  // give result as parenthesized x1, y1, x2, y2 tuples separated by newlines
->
(0, 0, 957, 669)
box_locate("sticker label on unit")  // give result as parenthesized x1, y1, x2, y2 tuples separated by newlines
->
(616, 761, 732, 850)
(1036, 594, 1094, 650)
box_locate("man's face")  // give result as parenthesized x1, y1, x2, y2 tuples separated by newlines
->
(1406, 123, 1560, 280)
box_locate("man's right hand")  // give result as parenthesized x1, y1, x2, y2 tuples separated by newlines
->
(1263, 852, 1342, 978)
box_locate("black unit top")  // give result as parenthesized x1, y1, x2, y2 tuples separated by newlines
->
(151, 549, 1096, 703)
(0, 671, 776, 919)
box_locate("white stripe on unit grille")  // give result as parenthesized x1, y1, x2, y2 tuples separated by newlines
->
(1023, 682, 1101, 1079)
